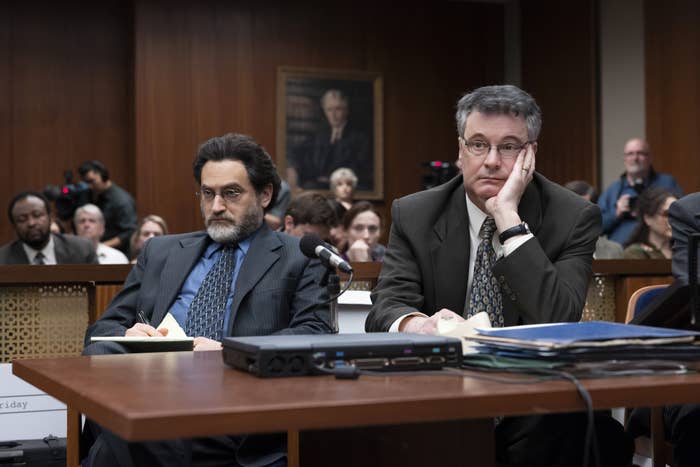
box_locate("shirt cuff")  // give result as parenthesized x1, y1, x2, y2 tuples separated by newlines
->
(389, 312, 428, 332)
(501, 233, 534, 257)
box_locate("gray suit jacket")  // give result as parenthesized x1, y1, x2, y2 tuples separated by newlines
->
(669, 192, 700, 284)
(0, 233, 98, 264)
(366, 173, 601, 331)
(86, 225, 331, 340)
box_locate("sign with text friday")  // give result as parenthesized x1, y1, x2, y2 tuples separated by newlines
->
(0, 363, 66, 441)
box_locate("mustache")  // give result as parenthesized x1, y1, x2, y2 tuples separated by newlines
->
(206, 214, 235, 223)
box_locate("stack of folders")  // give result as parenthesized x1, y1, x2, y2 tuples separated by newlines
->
(460, 321, 700, 376)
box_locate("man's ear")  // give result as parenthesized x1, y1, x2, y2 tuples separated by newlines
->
(259, 184, 273, 208)
(283, 215, 295, 232)
(531, 141, 539, 155)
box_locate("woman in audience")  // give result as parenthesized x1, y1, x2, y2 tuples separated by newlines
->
(342, 201, 385, 262)
(327, 168, 358, 253)
(328, 167, 357, 220)
(623, 187, 676, 259)
(129, 214, 169, 262)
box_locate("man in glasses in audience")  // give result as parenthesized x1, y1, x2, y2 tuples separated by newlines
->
(82, 133, 332, 467)
(366, 85, 633, 466)
(597, 138, 682, 246)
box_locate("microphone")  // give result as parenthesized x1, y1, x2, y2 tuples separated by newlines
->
(299, 234, 353, 273)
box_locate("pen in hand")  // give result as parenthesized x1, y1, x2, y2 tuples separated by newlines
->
(137, 310, 151, 326)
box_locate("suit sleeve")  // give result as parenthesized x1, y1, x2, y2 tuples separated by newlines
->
(492, 202, 601, 324)
(274, 257, 333, 335)
(84, 250, 146, 344)
(669, 198, 696, 284)
(366, 199, 425, 332)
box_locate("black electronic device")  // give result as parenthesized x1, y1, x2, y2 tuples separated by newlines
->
(222, 333, 462, 377)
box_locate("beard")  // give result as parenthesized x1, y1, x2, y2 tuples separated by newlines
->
(204, 203, 263, 245)
(20, 226, 51, 250)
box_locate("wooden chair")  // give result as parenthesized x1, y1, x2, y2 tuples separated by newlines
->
(625, 284, 672, 467)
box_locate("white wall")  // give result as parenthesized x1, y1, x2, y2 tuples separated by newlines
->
(599, 0, 646, 190)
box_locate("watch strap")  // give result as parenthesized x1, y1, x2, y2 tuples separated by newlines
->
(498, 222, 530, 244)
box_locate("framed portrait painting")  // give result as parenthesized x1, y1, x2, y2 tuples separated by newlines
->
(276, 67, 383, 199)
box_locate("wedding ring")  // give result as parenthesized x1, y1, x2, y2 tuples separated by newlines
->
(522, 167, 530, 172)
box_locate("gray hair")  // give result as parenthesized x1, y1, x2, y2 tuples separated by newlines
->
(329, 167, 358, 190)
(74, 203, 104, 225)
(455, 85, 542, 141)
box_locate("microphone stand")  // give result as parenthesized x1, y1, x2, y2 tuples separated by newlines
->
(320, 266, 341, 333)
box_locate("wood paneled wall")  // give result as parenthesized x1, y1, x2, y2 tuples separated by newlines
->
(1, 1, 504, 245)
(133, 1, 504, 235)
(520, 0, 599, 187)
(645, 0, 700, 194)
(0, 1, 132, 244)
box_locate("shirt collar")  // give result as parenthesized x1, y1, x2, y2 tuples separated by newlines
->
(22, 235, 56, 264)
(465, 193, 488, 237)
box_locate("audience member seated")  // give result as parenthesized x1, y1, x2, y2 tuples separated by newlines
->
(598, 138, 682, 245)
(328, 167, 357, 220)
(264, 179, 291, 230)
(622, 187, 676, 259)
(342, 201, 385, 262)
(129, 214, 169, 262)
(0, 191, 97, 265)
(281, 192, 337, 241)
(74, 204, 129, 264)
(564, 180, 623, 259)
(79, 160, 138, 255)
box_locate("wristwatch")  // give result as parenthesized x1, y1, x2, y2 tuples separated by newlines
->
(498, 222, 530, 244)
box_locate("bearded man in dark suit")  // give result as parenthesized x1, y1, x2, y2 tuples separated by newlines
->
(83, 133, 331, 467)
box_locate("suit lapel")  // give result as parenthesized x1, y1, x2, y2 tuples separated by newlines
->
(227, 227, 281, 332)
(152, 234, 209, 324)
(10, 241, 29, 264)
(430, 181, 471, 314)
(52, 235, 68, 263)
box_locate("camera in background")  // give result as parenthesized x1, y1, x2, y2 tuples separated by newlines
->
(421, 161, 458, 191)
(43, 170, 91, 221)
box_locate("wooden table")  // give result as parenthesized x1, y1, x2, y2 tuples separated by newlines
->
(13, 350, 700, 466)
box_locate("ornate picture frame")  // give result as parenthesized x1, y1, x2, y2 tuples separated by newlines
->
(276, 67, 383, 199)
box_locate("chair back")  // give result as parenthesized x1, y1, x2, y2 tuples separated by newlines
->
(625, 284, 669, 323)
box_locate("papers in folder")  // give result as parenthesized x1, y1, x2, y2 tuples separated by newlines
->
(454, 321, 700, 375)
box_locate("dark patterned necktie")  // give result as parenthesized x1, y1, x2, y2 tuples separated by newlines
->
(34, 252, 46, 265)
(466, 217, 504, 327)
(185, 245, 237, 340)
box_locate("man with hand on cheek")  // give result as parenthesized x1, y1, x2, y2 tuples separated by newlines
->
(366, 85, 632, 466)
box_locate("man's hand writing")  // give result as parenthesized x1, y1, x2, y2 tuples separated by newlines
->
(125, 323, 168, 337)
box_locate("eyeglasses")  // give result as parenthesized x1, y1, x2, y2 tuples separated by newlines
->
(459, 137, 531, 159)
(196, 187, 244, 204)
